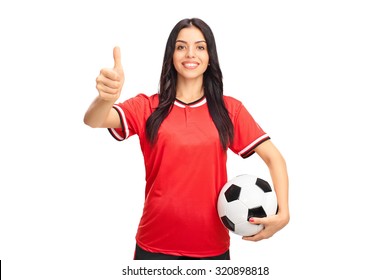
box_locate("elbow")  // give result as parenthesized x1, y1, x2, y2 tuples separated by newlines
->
(264, 152, 286, 169)
(83, 115, 98, 128)
(83, 115, 91, 127)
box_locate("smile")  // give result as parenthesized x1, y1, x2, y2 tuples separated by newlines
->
(183, 62, 199, 69)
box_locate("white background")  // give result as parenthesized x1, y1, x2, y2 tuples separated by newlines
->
(1, 0, 389, 279)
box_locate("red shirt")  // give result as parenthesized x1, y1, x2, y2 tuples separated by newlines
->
(108, 94, 270, 257)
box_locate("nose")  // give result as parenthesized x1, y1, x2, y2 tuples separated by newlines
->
(186, 46, 196, 58)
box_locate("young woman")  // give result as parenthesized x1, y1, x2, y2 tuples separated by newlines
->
(84, 18, 289, 260)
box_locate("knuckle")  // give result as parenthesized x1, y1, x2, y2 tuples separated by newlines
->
(114, 81, 121, 88)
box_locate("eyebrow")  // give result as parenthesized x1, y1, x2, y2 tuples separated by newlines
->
(176, 40, 207, 44)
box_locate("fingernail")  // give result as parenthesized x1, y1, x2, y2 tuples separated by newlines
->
(249, 218, 254, 222)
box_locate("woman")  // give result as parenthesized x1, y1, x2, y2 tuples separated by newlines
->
(84, 18, 289, 260)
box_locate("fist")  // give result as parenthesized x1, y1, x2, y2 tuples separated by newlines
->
(96, 46, 124, 102)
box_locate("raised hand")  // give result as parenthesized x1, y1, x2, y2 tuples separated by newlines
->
(95, 46, 125, 102)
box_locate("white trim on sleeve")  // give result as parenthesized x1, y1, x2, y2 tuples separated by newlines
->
(108, 104, 130, 141)
(238, 134, 270, 157)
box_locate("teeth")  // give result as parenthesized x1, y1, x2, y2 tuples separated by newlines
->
(184, 63, 198, 67)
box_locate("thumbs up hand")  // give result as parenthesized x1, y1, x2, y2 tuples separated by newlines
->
(96, 46, 125, 102)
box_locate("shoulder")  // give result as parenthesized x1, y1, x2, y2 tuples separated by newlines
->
(121, 93, 159, 109)
(223, 95, 260, 125)
(223, 95, 244, 115)
(127, 93, 159, 105)
(223, 95, 241, 104)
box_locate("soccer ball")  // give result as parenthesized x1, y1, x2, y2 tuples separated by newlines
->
(217, 174, 278, 236)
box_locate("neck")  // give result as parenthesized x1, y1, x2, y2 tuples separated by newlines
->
(176, 76, 204, 103)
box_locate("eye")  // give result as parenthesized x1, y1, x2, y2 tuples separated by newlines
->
(176, 45, 186, 50)
(197, 45, 206, 51)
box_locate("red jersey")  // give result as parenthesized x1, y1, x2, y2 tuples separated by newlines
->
(108, 94, 270, 257)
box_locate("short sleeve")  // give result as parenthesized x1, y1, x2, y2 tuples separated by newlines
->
(228, 99, 270, 158)
(108, 94, 154, 141)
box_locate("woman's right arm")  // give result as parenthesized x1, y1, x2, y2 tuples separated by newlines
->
(84, 97, 121, 128)
(84, 46, 124, 128)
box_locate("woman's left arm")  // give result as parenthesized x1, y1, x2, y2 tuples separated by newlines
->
(242, 140, 290, 241)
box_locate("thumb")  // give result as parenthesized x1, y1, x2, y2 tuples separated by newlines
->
(113, 46, 122, 70)
(249, 217, 267, 225)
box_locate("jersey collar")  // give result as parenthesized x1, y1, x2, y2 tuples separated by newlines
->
(174, 96, 207, 108)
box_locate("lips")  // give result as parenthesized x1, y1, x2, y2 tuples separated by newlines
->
(182, 62, 199, 69)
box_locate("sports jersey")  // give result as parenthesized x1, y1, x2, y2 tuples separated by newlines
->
(108, 93, 270, 257)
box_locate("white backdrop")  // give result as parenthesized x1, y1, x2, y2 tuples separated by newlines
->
(1, 0, 389, 279)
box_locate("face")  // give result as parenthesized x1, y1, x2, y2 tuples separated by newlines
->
(173, 26, 209, 81)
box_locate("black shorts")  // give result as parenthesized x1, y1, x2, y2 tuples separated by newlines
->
(134, 244, 230, 260)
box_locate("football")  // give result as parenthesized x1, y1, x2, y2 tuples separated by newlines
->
(217, 174, 278, 236)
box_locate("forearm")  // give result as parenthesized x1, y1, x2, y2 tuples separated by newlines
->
(267, 154, 289, 220)
(84, 96, 116, 128)
(255, 141, 289, 220)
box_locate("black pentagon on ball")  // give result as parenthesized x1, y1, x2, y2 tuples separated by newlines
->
(247, 206, 267, 220)
(224, 184, 241, 202)
(221, 216, 235, 232)
(255, 178, 272, 193)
